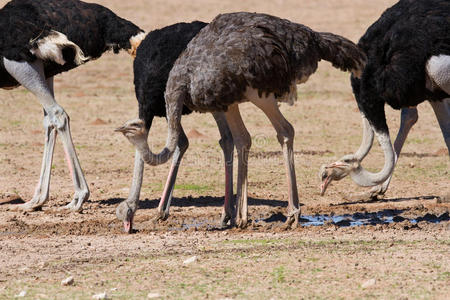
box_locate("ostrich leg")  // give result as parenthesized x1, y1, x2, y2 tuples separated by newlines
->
(431, 99, 450, 199)
(212, 112, 235, 227)
(157, 113, 234, 224)
(3, 58, 89, 211)
(430, 99, 450, 152)
(251, 96, 300, 227)
(155, 127, 189, 221)
(224, 104, 251, 228)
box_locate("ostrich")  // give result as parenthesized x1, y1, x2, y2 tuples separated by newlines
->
(115, 21, 235, 233)
(319, 0, 450, 197)
(117, 12, 366, 228)
(0, 0, 144, 211)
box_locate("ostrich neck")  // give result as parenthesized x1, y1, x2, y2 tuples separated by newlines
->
(137, 126, 178, 166)
(138, 90, 184, 166)
(350, 130, 396, 187)
(354, 114, 374, 160)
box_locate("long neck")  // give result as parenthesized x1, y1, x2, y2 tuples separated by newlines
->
(350, 130, 396, 187)
(354, 114, 374, 160)
(139, 92, 184, 166)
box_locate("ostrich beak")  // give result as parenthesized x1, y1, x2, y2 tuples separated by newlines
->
(114, 125, 128, 133)
(123, 216, 134, 234)
(319, 164, 332, 196)
(320, 175, 332, 196)
(114, 119, 145, 136)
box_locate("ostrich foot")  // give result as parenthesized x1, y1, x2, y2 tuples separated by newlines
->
(220, 214, 233, 229)
(220, 208, 234, 228)
(14, 193, 49, 211)
(285, 208, 300, 229)
(15, 198, 46, 211)
(236, 217, 248, 229)
(153, 209, 169, 223)
(58, 190, 89, 212)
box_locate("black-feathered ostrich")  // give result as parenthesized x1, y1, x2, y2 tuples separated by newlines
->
(117, 12, 365, 228)
(115, 21, 235, 233)
(0, 0, 144, 211)
(320, 0, 450, 197)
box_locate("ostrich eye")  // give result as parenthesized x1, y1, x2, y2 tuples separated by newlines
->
(321, 173, 328, 180)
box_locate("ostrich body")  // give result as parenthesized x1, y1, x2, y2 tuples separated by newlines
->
(0, 0, 144, 211)
(120, 12, 365, 228)
(115, 21, 235, 233)
(320, 0, 450, 196)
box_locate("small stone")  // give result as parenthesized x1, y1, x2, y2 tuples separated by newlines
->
(361, 278, 376, 289)
(15, 290, 27, 297)
(183, 256, 198, 265)
(61, 276, 74, 286)
(409, 162, 415, 168)
(92, 292, 108, 299)
(147, 292, 161, 299)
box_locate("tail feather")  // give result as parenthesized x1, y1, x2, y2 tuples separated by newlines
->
(317, 32, 366, 77)
(30, 30, 89, 65)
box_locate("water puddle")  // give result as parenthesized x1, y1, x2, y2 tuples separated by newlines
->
(263, 210, 449, 227)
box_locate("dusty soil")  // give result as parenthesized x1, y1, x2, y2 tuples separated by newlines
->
(0, 0, 449, 298)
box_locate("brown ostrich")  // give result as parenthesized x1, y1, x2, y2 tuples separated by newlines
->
(118, 12, 365, 228)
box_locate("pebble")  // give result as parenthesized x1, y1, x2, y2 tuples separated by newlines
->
(183, 256, 198, 265)
(15, 290, 27, 298)
(147, 292, 161, 299)
(92, 292, 108, 299)
(61, 276, 74, 286)
(361, 278, 376, 289)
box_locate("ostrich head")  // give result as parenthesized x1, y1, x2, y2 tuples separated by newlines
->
(115, 201, 136, 233)
(319, 154, 360, 195)
(115, 119, 148, 153)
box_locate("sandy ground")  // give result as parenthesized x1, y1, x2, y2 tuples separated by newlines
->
(0, 0, 449, 298)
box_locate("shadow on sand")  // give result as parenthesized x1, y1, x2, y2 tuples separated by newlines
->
(99, 196, 290, 210)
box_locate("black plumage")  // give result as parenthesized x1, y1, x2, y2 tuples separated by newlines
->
(133, 21, 207, 130)
(0, 0, 143, 212)
(352, 0, 450, 133)
(166, 12, 365, 113)
(0, 0, 143, 89)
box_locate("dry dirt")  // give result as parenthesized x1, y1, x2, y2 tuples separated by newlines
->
(0, 0, 449, 299)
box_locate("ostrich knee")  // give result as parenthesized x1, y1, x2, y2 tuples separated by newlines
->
(178, 129, 189, 154)
(400, 107, 418, 129)
(276, 121, 295, 148)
